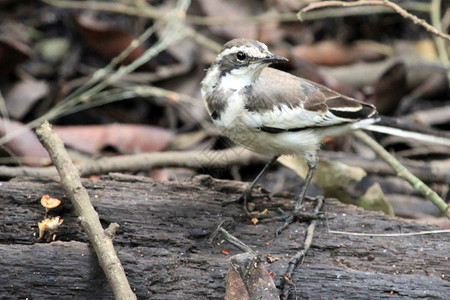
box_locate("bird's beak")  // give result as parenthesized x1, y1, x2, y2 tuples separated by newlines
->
(259, 53, 289, 64)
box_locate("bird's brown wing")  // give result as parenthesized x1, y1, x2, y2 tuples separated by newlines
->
(247, 68, 376, 131)
(310, 78, 377, 120)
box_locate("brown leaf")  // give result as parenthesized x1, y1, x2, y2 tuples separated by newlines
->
(368, 62, 406, 115)
(258, 18, 284, 46)
(224, 259, 250, 300)
(73, 15, 146, 64)
(147, 169, 168, 182)
(414, 217, 450, 229)
(0, 36, 31, 78)
(197, 0, 259, 39)
(292, 40, 385, 66)
(5, 79, 49, 119)
(399, 72, 448, 115)
(52, 124, 174, 154)
(265, 254, 279, 263)
(414, 39, 438, 61)
(0, 117, 50, 166)
(225, 253, 279, 300)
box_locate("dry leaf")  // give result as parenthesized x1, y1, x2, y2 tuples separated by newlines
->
(225, 253, 279, 300)
(5, 78, 49, 119)
(368, 62, 406, 115)
(52, 124, 174, 154)
(0, 117, 50, 166)
(414, 39, 438, 61)
(292, 40, 385, 66)
(197, 0, 259, 39)
(74, 15, 146, 64)
(0, 36, 31, 78)
(265, 254, 279, 263)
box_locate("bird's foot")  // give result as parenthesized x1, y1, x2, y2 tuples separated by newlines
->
(222, 188, 271, 205)
(221, 192, 249, 206)
(275, 214, 295, 235)
(222, 189, 272, 217)
(258, 207, 324, 235)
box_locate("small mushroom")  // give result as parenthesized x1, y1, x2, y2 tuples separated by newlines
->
(40, 195, 61, 212)
(37, 220, 47, 240)
(38, 216, 63, 240)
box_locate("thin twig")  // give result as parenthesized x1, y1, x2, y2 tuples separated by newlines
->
(328, 229, 450, 237)
(0, 148, 267, 178)
(36, 121, 136, 300)
(299, 0, 450, 42)
(218, 227, 256, 255)
(182, 26, 222, 53)
(0, 1, 190, 147)
(319, 150, 450, 184)
(431, 0, 449, 64)
(404, 105, 450, 127)
(42, 0, 161, 19)
(280, 197, 324, 300)
(0, 92, 11, 132)
(430, 0, 450, 81)
(57, 85, 211, 130)
(353, 131, 450, 219)
(68, 24, 158, 103)
(44, 0, 431, 25)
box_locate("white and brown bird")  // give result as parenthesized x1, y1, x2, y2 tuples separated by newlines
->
(201, 38, 448, 232)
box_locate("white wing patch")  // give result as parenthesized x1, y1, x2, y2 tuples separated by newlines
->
(250, 104, 352, 129)
(329, 105, 362, 112)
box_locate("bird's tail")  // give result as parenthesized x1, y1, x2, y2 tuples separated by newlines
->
(355, 116, 450, 147)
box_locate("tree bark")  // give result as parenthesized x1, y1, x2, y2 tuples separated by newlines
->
(1, 174, 448, 299)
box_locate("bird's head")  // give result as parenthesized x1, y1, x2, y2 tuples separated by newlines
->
(213, 39, 288, 84)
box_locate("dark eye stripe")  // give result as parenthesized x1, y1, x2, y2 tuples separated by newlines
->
(217, 53, 249, 77)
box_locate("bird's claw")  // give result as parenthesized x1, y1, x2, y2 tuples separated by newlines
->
(221, 192, 249, 206)
(221, 190, 270, 206)
(257, 210, 324, 235)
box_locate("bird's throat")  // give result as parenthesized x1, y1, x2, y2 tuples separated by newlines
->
(219, 65, 264, 92)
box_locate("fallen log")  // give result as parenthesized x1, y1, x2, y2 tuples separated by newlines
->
(0, 174, 448, 299)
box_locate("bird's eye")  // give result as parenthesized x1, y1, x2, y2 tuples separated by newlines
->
(236, 51, 246, 61)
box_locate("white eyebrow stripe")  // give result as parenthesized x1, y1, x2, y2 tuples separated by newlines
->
(217, 46, 270, 61)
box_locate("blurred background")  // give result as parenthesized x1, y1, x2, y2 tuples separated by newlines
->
(0, 0, 448, 226)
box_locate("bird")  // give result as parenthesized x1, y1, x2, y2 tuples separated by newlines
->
(201, 38, 448, 233)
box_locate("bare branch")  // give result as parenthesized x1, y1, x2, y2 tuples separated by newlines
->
(353, 131, 449, 219)
(36, 121, 137, 299)
(299, 0, 450, 42)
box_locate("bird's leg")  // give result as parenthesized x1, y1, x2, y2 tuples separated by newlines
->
(275, 153, 318, 235)
(223, 155, 279, 213)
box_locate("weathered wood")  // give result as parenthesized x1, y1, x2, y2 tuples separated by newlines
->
(1, 174, 449, 299)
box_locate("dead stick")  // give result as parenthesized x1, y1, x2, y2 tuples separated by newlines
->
(2, 148, 448, 184)
(80, 147, 265, 176)
(280, 197, 325, 300)
(36, 121, 137, 300)
(218, 228, 256, 255)
(299, 0, 450, 42)
(353, 130, 450, 219)
(0, 148, 267, 178)
(1, 148, 448, 184)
